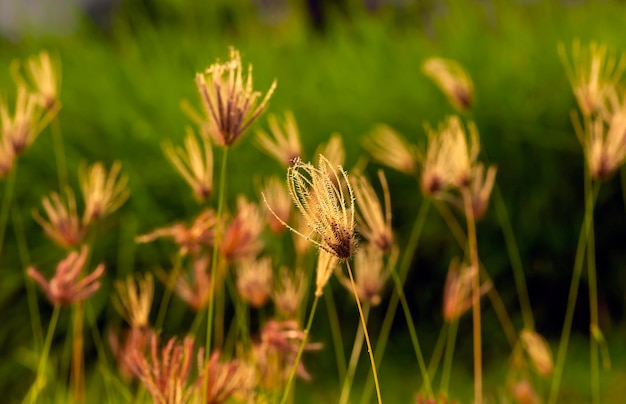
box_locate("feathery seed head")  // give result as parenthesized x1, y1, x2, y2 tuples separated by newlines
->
(33, 187, 86, 248)
(442, 259, 491, 322)
(272, 267, 307, 320)
(338, 243, 390, 306)
(315, 249, 339, 296)
(581, 110, 626, 180)
(351, 170, 393, 252)
(256, 110, 302, 166)
(0, 84, 45, 154)
(260, 177, 292, 235)
(27, 245, 105, 306)
(421, 116, 480, 197)
(163, 127, 213, 202)
(79, 160, 129, 224)
(220, 196, 265, 262)
(236, 257, 273, 308)
(362, 124, 418, 175)
(469, 163, 498, 220)
(21, 50, 61, 111)
(166, 254, 213, 311)
(423, 57, 474, 111)
(195, 48, 277, 147)
(113, 273, 154, 329)
(315, 133, 345, 170)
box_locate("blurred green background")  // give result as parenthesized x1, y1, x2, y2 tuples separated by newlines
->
(2, 0, 626, 402)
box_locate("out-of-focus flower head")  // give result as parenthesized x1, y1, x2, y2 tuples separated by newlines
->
(220, 196, 265, 262)
(362, 124, 419, 175)
(79, 160, 129, 224)
(28, 246, 105, 306)
(33, 187, 86, 248)
(351, 170, 393, 252)
(236, 257, 273, 308)
(113, 273, 154, 329)
(337, 243, 392, 306)
(423, 57, 474, 112)
(260, 176, 292, 235)
(256, 110, 302, 167)
(442, 259, 491, 322)
(272, 267, 307, 320)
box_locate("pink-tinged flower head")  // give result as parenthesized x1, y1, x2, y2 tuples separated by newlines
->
(27, 246, 105, 306)
(220, 196, 265, 262)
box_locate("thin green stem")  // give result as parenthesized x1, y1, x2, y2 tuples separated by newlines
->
(225, 272, 250, 351)
(345, 261, 382, 404)
(361, 199, 430, 404)
(548, 181, 600, 404)
(493, 184, 535, 330)
(13, 206, 43, 353)
(28, 304, 61, 404)
(71, 302, 85, 403)
(280, 294, 320, 404)
(323, 288, 347, 381)
(461, 187, 482, 404)
(155, 254, 183, 330)
(585, 173, 599, 404)
(84, 301, 114, 400)
(205, 147, 229, 398)
(51, 116, 68, 191)
(338, 305, 370, 404)
(0, 162, 17, 259)
(426, 322, 447, 383)
(190, 309, 205, 336)
(390, 269, 433, 397)
(440, 318, 459, 397)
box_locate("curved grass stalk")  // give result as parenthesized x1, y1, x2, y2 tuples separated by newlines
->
(548, 181, 600, 404)
(440, 318, 459, 397)
(280, 294, 320, 404)
(361, 200, 430, 404)
(390, 269, 433, 397)
(345, 261, 382, 404)
(324, 288, 347, 381)
(493, 185, 535, 330)
(338, 304, 369, 404)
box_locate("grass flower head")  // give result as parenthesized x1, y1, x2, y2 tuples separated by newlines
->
(363, 124, 418, 175)
(113, 273, 154, 328)
(33, 187, 86, 248)
(423, 57, 474, 111)
(79, 160, 130, 224)
(256, 110, 302, 166)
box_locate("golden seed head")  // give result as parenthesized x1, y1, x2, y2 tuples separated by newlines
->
(236, 256, 273, 308)
(79, 160, 130, 225)
(0, 84, 45, 155)
(220, 196, 265, 262)
(362, 124, 418, 175)
(442, 259, 491, 322)
(315, 249, 339, 296)
(33, 187, 86, 248)
(579, 110, 626, 180)
(256, 110, 302, 167)
(113, 273, 154, 329)
(136, 209, 218, 257)
(351, 170, 393, 252)
(27, 246, 105, 306)
(195, 47, 277, 147)
(469, 163, 498, 220)
(163, 127, 213, 202)
(315, 133, 345, 170)
(421, 116, 480, 197)
(423, 57, 474, 111)
(520, 329, 553, 378)
(22, 50, 61, 111)
(272, 267, 307, 320)
(559, 40, 626, 118)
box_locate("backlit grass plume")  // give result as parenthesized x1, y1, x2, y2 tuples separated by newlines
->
(423, 57, 474, 111)
(264, 154, 356, 260)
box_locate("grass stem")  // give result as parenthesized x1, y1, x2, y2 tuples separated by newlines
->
(338, 304, 369, 404)
(323, 288, 347, 381)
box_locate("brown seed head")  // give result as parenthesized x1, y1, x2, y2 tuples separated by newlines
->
(27, 245, 105, 306)
(423, 57, 474, 112)
(256, 110, 302, 166)
(559, 40, 626, 118)
(79, 160, 129, 224)
(195, 48, 277, 147)
(33, 187, 86, 248)
(351, 170, 393, 252)
(163, 127, 213, 202)
(421, 116, 480, 197)
(113, 272, 154, 328)
(236, 257, 273, 308)
(363, 124, 418, 175)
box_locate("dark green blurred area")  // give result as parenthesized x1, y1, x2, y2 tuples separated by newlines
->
(2, 0, 626, 401)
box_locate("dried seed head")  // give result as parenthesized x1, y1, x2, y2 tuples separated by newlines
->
(423, 57, 474, 111)
(363, 124, 418, 175)
(0, 85, 45, 154)
(272, 267, 307, 320)
(260, 177, 292, 235)
(315, 133, 345, 170)
(469, 163, 498, 220)
(136, 209, 218, 257)
(129, 334, 197, 404)
(21, 50, 61, 111)
(256, 110, 302, 166)
(163, 127, 213, 202)
(351, 170, 393, 252)
(33, 187, 86, 248)
(559, 40, 626, 118)
(162, 254, 213, 311)
(577, 110, 626, 180)
(113, 273, 154, 328)
(197, 350, 256, 404)
(421, 116, 480, 197)
(195, 47, 277, 146)
(315, 249, 339, 296)
(220, 196, 265, 262)
(442, 259, 491, 322)
(109, 326, 154, 381)
(265, 154, 356, 260)
(236, 257, 273, 308)
(512, 380, 540, 404)
(27, 246, 105, 306)
(79, 160, 129, 224)
(520, 329, 553, 378)
(338, 243, 391, 306)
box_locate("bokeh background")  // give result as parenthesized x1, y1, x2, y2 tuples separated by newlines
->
(2, 0, 626, 402)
